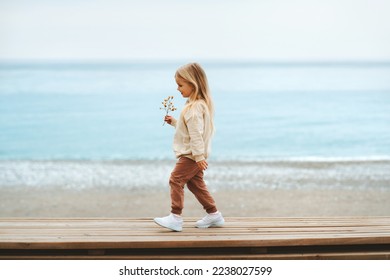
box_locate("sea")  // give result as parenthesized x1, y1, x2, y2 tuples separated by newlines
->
(1, 61, 389, 190)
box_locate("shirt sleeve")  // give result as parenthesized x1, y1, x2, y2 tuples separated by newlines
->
(184, 103, 205, 162)
(170, 118, 177, 128)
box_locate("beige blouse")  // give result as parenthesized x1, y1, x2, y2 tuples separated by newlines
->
(170, 100, 213, 162)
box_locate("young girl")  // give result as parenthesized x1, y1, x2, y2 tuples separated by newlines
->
(154, 62, 224, 232)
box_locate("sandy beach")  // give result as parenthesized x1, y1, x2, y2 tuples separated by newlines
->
(1, 187, 389, 218)
(1, 159, 389, 218)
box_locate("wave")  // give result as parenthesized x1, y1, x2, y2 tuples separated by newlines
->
(1, 159, 389, 190)
(212, 155, 390, 163)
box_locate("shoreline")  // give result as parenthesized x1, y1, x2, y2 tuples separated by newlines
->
(1, 159, 389, 190)
(1, 159, 389, 217)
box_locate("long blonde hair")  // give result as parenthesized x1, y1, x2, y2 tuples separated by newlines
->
(175, 62, 215, 133)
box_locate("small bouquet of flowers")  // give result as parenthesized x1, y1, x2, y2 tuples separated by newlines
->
(160, 96, 177, 125)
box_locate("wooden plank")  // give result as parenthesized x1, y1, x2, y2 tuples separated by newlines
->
(1, 217, 390, 259)
(3, 225, 390, 233)
(0, 252, 390, 260)
(1, 244, 390, 260)
(1, 252, 389, 260)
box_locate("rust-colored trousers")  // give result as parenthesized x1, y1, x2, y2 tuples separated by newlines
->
(169, 157, 218, 215)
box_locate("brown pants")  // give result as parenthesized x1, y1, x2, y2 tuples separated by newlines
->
(169, 157, 218, 215)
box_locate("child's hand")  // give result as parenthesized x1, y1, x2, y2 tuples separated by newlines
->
(197, 160, 208, 171)
(164, 115, 175, 125)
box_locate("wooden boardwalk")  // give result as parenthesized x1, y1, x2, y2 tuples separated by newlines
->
(1, 217, 390, 259)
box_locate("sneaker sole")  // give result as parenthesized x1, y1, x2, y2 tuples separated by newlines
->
(154, 219, 182, 232)
(196, 221, 225, 229)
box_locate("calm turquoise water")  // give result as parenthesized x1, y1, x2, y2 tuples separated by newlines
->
(1, 62, 390, 161)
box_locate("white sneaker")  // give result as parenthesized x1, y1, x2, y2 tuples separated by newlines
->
(196, 212, 225, 228)
(154, 213, 183, 232)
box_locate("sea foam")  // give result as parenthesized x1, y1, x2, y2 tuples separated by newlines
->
(1, 159, 389, 190)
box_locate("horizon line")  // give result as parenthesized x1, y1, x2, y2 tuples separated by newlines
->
(1, 59, 390, 67)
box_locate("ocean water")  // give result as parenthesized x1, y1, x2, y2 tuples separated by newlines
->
(1, 62, 390, 189)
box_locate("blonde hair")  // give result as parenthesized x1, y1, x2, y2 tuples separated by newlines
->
(175, 62, 215, 133)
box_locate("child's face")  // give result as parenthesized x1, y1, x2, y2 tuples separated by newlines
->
(175, 76, 193, 98)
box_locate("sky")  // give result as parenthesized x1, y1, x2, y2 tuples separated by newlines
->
(1, 0, 390, 62)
